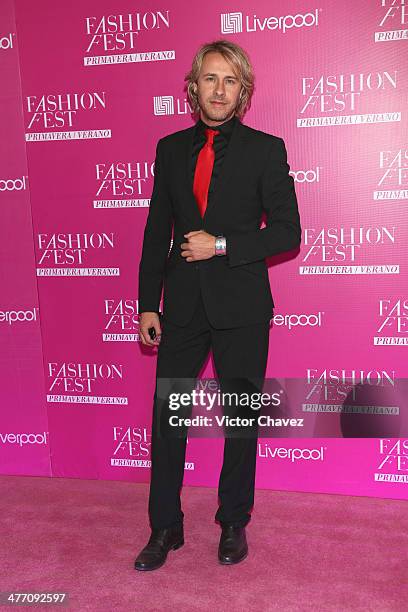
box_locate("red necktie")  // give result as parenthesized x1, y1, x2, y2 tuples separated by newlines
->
(193, 128, 219, 218)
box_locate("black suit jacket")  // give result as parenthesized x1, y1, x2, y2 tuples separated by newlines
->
(138, 117, 301, 329)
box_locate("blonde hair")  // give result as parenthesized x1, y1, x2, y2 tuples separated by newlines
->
(185, 39, 255, 119)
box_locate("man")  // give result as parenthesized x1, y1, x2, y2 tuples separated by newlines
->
(135, 39, 301, 571)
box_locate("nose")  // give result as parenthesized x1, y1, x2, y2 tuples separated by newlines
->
(215, 80, 226, 97)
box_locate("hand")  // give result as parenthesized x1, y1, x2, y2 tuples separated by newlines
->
(139, 312, 162, 347)
(180, 230, 216, 262)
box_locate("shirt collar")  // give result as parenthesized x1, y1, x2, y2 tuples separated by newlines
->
(195, 114, 237, 140)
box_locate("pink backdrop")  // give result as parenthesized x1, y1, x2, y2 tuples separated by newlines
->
(1, 0, 407, 499)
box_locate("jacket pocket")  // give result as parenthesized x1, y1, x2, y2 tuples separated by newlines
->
(231, 261, 267, 278)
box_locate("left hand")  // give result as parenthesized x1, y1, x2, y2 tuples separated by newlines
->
(181, 230, 216, 262)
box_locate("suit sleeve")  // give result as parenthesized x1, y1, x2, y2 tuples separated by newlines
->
(138, 138, 173, 313)
(224, 137, 301, 267)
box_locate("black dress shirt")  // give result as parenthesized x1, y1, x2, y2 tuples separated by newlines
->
(191, 114, 237, 202)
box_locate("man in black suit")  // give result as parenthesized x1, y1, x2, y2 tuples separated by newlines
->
(135, 40, 301, 571)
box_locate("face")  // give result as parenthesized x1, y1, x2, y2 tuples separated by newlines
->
(193, 51, 243, 126)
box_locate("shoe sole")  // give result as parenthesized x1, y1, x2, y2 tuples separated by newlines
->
(218, 549, 248, 565)
(134, 540, 184, 571)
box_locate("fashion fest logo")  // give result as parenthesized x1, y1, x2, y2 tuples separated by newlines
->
(297, 71, 400, 127)
(374, 299, 408, 345)
(375, 1, 407, 42)
(153, 95, 192, 116)
(25, 92, 111, 141)
(375, 439, 408, 483)
(303, 368, 396, 414)
(111, 426, 151, 468)
(221, 9, 320, 34)
(36, 232, 119, 276)
(299, 226, 398, 275)
(374, 148, 408, 200)
(94, 160, 153, 208)
(46, 361, 127, 405)
(84, 11, 174, 66)
(102, 298, 140, 342)
(111, 425, 194, 470)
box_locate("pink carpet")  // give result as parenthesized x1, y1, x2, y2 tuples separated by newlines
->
(0, 475, 406, 611)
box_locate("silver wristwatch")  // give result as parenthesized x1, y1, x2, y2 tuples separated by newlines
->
(215, 235, 226, 256)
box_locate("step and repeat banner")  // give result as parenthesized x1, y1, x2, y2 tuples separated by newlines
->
(1, 0, 407, 499)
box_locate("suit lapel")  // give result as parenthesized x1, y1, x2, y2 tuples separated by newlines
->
(183, 118, 249, 224)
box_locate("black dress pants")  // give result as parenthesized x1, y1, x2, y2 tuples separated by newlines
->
(148, 287, 270, 530)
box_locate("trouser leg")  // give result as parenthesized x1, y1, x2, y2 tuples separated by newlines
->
(210, 319, 270, 528)
(148, 293, 211, 529)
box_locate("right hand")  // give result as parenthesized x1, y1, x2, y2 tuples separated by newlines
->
(139, 312, 162, 347)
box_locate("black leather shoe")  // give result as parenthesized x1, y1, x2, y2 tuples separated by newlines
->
(218, 525, 248, 565)
(134, 524, 184, 571)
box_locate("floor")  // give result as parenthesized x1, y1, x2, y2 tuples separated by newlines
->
(0, 475, 406, 611)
